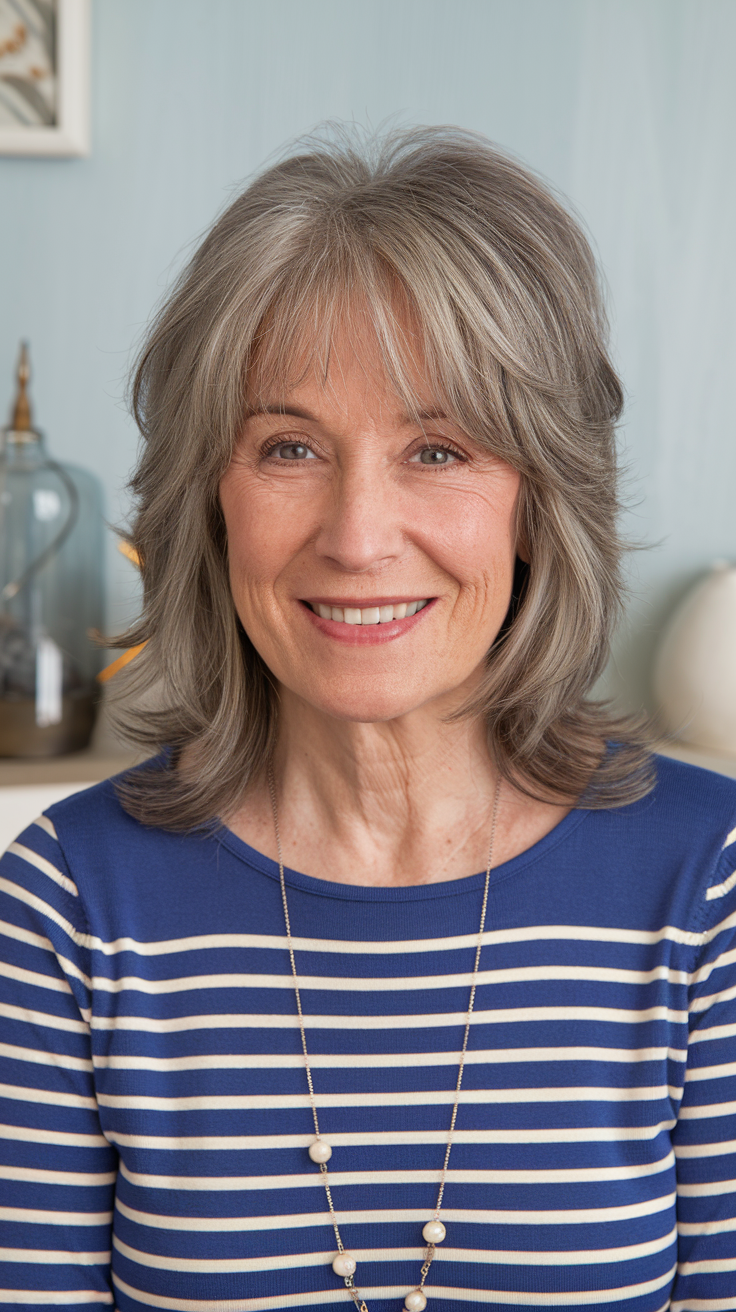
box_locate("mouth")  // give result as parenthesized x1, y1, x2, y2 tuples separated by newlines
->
(305, 599, 431, 626)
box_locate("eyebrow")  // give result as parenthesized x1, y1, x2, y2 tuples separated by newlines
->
(245, 404, 451, 426)
(245, 405, 319, 422)
(413, 408, 450, 425)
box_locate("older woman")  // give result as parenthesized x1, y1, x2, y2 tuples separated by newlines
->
(1, 128, 734, 1312)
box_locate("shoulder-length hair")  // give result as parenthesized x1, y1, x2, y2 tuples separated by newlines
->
(113, 124, 652, 830)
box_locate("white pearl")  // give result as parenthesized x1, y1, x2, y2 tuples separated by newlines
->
(308, 1139, 332, 1163)
(332, 1252, 356, 1277)
(422, 1219, 446, 1244)
(404, 1291, 428, 1311)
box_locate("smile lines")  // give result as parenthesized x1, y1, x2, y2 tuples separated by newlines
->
(308, 601, 430, 625)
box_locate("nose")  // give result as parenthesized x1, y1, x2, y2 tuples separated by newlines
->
(313, 455, 405, 574)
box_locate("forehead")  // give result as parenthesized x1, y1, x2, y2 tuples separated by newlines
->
(250, 353, 432, 434)
(245, 289, 437, 422)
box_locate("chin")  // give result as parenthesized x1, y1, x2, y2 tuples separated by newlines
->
(295, 681, 440, 725)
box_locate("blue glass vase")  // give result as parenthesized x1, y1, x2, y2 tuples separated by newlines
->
(0, 347, 105, 756)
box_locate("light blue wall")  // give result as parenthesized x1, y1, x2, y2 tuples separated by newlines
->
(1, 0, 734, 710)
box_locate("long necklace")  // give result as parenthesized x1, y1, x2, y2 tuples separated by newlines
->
(267, 763, 502, 1312)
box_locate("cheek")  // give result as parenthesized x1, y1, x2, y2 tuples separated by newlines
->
(220, 474, 302, 598)
(416, 483, 520, 602)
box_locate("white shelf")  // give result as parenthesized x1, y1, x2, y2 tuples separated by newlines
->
(0, 748, 141, 853)
(0, 697, 141, 786)
(0, 702, 141, 848)
(0, 749, 139, 788)
(655, 740, 736, 779)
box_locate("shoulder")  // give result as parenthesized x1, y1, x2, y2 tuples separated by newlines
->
(625, 751, 736, 853)
(44, 760, 175, 862)
(1, 759, 237, 942)
(573, 752, 736, 859)
(650, 750, 736, 812)
(43, 758, 217, 899)
(648, 754, 736, 902)
(569, 753, 736, 937)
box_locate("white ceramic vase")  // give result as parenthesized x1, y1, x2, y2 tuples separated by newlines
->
(653, 561, 736, 755)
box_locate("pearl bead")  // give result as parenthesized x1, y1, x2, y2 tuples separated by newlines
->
(404, 1291, 428, 1311)
(308, 1139, 332, 1163)
(332, 1252, 357, 1278)
(422, 1219, 446, 1244)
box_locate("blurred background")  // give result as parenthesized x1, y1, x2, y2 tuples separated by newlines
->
(0, 0, 734, 810)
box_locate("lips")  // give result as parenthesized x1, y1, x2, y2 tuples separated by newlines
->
(307, 600, 430, 626)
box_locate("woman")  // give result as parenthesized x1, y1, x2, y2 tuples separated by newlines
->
(1, 127, 734, 1312)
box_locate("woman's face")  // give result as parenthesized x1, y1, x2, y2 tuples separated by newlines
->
(219, 320, 522, 726)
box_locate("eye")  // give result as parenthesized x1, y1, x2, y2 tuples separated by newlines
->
(264, 441, 317, 461)
(410, 444, 463, 466)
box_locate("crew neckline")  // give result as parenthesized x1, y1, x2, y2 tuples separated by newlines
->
(216, 803, 591, 902)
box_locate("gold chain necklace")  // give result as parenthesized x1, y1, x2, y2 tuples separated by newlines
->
(267, 763, 501, 1312)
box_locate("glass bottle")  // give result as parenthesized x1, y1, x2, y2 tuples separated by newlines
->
(0, 345, 104, 756)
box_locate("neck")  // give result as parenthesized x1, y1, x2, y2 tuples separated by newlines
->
(282, 690, 499, 882)
(228, 686, 516, 886)
(227, 688, 570, 886)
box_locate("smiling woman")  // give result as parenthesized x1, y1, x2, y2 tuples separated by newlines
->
(1, 126, 735, 1312)
(218, 319, 523, 751)
(116, 126, 648, 834)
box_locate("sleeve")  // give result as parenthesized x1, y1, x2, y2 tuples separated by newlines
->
(0, 814, 117, 1309)
(671, 823, 736, 1312)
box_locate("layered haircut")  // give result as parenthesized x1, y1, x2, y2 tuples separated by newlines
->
(114, 125, 652, 829)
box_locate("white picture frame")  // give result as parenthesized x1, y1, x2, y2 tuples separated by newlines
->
(0, 0, 90, 157)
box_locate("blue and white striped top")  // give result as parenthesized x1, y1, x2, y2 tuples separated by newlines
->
(1, 753, 735, 1312)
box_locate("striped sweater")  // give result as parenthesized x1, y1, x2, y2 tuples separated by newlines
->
(0, 754, 735, 1311)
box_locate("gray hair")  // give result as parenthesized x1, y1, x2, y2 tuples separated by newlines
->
(114, 124, 652, 829)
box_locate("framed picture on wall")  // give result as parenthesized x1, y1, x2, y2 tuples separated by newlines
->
(0, 0, 89, 156)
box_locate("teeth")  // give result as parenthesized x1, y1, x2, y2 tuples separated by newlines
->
(312, 601, 430, 625)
